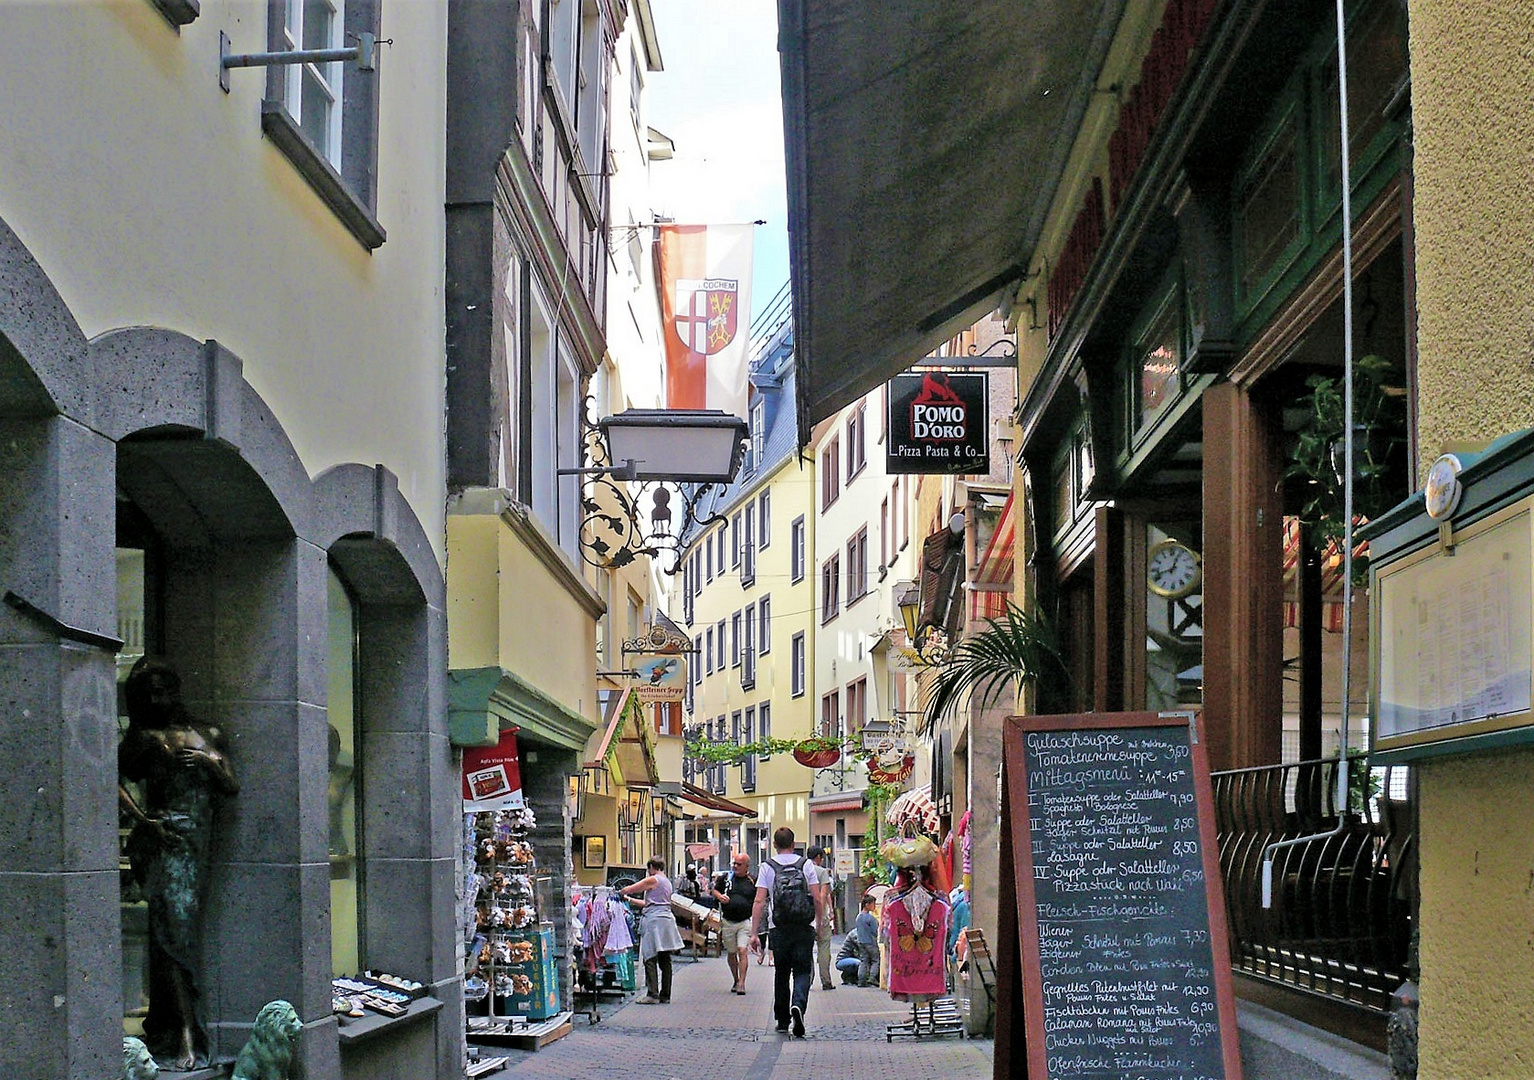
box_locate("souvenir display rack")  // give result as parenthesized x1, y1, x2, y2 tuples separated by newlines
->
(463, 805, 560, 1036)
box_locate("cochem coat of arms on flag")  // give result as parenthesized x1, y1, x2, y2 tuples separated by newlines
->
(672, 278, 739, 355)
(657, 224, 754, 416)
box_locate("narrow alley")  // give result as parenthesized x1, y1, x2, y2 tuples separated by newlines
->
(480, 949, 993, 1080)
(476, 942, 1392, 1080)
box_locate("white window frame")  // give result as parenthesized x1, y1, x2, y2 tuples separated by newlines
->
(284, 0, 345, 166)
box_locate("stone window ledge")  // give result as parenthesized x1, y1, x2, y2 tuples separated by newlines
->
(261, 101, 386, 251)
(337, 995, 443, 1047)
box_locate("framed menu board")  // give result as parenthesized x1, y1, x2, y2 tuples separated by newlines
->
(1373, 500, 1533, 759)
(1001, 711, 1241, 1080)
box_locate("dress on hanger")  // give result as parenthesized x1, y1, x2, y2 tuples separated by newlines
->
(885, 885, 949, 1002)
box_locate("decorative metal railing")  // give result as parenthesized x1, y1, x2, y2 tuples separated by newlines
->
(1211, 757, 1415, 1013)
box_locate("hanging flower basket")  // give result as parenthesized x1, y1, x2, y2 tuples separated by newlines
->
(792, 738, 842, 769)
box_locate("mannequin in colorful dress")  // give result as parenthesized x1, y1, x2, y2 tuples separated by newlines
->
(884, 864, 950, 1003)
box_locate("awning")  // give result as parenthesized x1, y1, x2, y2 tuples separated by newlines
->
(678, 782, 758, 819)
(778, 0, 1129, 438)
(971, 493, 1016, 622)
(810, 793, 866, 814)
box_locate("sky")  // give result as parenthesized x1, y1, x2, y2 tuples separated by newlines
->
(645, 0, 791, 329)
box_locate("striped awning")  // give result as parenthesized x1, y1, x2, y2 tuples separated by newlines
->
(971, 493, 1015, 623)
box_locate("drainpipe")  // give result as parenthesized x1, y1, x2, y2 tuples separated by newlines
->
(1263, 0, 1356, 909)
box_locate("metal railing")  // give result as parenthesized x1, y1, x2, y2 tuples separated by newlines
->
(1211, 756, 1415, 1014)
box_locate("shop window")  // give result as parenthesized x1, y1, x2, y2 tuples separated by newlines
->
(1144, 523, 1204, 711)
(1134, 288, 1183, 434)
(116, 513, 163, 1033)
(263, 0, 385, 249)
(328, 567, 363, 977)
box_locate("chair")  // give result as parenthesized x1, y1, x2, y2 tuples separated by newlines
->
(959, 928, 997, 1032)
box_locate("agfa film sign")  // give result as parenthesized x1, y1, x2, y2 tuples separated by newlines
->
(886, 371, 990, 474)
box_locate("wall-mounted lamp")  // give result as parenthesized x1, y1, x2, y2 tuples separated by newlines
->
(559, 405, 749, 573)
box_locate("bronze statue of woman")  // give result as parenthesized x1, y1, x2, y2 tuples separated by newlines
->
(118, 657, 239, 1070)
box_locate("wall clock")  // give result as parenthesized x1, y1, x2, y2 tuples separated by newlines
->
(1147, 538, 1202, 599)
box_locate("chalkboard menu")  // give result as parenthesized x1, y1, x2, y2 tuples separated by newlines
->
(1003, 711, 1241, 1080)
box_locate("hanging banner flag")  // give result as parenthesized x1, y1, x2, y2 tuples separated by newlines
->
(658, 224, 755, 418)
(462, 727, 524, 812)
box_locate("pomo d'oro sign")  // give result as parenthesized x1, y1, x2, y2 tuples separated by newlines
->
(886, 371, 990, 474)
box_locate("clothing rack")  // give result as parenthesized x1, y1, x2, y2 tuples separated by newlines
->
(570, 887, 636, 1024)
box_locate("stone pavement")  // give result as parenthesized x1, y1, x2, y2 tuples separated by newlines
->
(483, 946, 993, 1080)
(480, 943, 1394, 1079)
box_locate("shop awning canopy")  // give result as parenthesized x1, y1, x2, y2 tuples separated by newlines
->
(778, 0, 1128, 439)
(678, 782, 758, 819)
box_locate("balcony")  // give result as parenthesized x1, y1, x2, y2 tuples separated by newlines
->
(1212, 756, 1415, 1019)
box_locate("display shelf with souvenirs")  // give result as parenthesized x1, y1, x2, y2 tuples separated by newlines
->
(463, 805, 560, 1026)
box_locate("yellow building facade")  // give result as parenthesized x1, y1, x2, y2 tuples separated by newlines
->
(676, 352, 819, 867)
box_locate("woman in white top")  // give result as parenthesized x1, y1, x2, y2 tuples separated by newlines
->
(621, 857, 685, 1003)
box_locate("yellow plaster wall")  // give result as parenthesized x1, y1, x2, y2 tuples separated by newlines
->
(0, 0, 448, 559)
(1408, 1, 1534, 478)
(446, 510, 598, 719)
(1407, 2, 1534, 1075)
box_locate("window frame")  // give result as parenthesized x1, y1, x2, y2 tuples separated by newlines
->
(847, 403, 867, 480)
(262, 0, 385, 250)
(846, 527, 869, 607)
(821, 553, 841, 623)
(791, 633, 806, 697)
(822, 436, 841, 509)
(790, 516, 806, 583)
(758, 596, 771, 654)
(759, 491, 771, 548)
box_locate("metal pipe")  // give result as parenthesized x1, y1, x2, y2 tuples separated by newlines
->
(1264, 0, 1357, 909)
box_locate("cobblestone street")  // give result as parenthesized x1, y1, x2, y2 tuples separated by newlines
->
(480, 947, 995, 1080)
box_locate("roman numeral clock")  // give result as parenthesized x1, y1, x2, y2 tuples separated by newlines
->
(1147, 538, 1203, 600)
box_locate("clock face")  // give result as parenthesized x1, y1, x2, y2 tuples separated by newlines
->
(1424, 453, 1463, 520)
(1147, 539, 1202, 599)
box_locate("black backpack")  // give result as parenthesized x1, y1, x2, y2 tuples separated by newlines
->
(771, 855, 816, 927)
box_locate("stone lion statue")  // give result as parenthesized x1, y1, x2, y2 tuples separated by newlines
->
(230, 1000, 303, 1080)
(123, 1037, 158, 1080)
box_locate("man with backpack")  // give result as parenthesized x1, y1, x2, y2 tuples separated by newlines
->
(749, 827, 826, 1037)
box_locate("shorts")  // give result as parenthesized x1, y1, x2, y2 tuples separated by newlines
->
(721, 918, 753, 952)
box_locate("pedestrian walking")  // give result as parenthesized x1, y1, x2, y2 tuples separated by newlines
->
(712, 852, 757, 994)
(621, 857, 685, 1005)
(749, 827, 825, 1037)
(808, 845, 836, 989)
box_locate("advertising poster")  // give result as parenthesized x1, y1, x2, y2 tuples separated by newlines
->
(462, 727, 524, 811)
(886, 371, 990, 475)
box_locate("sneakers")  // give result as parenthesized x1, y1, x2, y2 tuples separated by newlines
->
(633, 996, 660, 1005)
(821, 982, 835, 990)
(790, 1004, 805, 1038)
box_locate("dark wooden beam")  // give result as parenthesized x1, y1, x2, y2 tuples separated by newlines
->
(1201, 382, 1284, 771)
(1093, 505, 1126, 712)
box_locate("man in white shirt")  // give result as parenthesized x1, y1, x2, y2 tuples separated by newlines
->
(807, 845, 836, 989)
(749, 827, 826, 1037)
